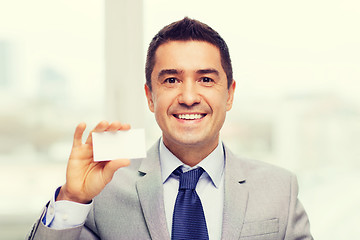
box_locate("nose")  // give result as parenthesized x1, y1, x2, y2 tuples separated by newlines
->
(177, 81, 201, 107)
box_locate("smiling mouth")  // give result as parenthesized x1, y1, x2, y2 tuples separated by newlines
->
(174, 113, 206, 120)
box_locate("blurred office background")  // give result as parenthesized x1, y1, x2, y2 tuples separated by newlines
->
(0, 0, 359, 239)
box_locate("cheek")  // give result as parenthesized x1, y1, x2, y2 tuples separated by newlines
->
(205, 90, 229, 110)
(152, 95, 169, 115)
(153, 90, 178, 111)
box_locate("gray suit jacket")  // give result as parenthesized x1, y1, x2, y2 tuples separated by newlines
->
(27, 140, 313, 240)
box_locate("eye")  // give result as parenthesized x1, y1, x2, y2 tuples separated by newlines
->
(162, 77, 181, 88)
(199, 77, 215, 86)
(164, 77, 177, 84)
(201, 77, 213, 83)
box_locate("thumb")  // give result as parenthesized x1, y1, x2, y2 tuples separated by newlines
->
(103, 159, 131, 183)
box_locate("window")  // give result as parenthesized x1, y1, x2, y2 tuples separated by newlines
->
(0, 1, 104, 238)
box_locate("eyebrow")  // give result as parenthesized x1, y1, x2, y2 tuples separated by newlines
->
(157, 69, 183, 79)
(196, 68, 220, 76)
(157, 68, 219, 79)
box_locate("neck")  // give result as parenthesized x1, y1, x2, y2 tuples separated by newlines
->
(163, 137, 219, 167)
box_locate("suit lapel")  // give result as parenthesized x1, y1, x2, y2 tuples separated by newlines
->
(135, 141, 249, 240)
(136, 141, 171, 240)
(221, 146, 249, 240)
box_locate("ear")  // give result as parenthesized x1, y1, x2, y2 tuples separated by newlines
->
(144, 84, 155, 112)
(226, 80, 236, 111)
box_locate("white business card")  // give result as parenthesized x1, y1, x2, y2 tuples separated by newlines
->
(92, 129, 146, 161)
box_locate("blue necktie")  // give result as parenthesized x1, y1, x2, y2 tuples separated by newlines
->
(171, 167, 209, 240)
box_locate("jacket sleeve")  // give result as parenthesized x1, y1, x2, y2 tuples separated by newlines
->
(284, 175, 314, 240)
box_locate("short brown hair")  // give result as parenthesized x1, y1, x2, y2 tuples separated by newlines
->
(145, 17, 233, 90)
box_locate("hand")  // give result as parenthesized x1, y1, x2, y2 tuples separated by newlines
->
(57, 121, 131, 203)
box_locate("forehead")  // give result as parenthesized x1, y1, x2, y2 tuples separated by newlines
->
(152, 40, 224, 75)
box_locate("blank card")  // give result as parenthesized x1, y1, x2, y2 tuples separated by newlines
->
(92, 129, 146, 161)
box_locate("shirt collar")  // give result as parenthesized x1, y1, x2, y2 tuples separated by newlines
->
(159, 138, 225, 188)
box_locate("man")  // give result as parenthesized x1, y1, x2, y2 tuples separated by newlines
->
(27, 17, 313, 240)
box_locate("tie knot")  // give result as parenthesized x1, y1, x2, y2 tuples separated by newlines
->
(174, 167, 204, 190)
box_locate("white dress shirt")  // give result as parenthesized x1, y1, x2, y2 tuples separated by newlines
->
(160, 140, 225, 240)
(45, 139, 225, 240)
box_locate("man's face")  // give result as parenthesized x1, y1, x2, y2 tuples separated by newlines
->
(145, 40, 235, 152)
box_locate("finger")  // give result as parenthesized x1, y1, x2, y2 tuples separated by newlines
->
(85, 120, 109, 145)
(105, 121, 122, 131)
(93, 120, 110, 132)
(106, 122, 131, 131)
(103, 159, 131, 183)
(118, 123, 131, 131)
(73, 122, 86, 147)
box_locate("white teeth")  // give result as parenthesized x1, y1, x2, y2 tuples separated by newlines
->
(177, 114, 203, 120)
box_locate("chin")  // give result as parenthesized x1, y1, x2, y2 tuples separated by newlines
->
(171, 135, 207, 146)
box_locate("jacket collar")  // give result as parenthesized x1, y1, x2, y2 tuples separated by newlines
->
(221, 145, 249, 240)
(136, 140, 249, 240)
(136, 140, 171, 240)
